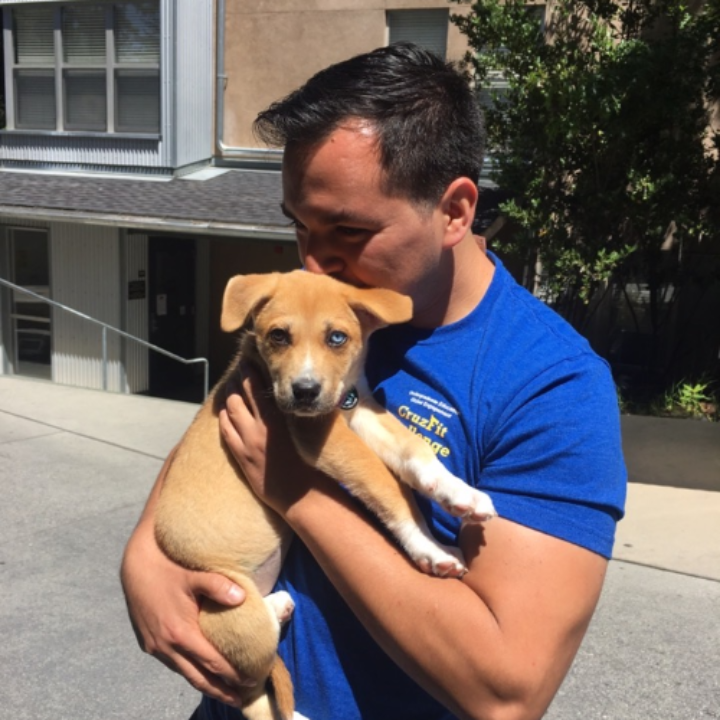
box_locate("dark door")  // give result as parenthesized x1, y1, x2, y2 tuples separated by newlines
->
(148, 237, 198, 401)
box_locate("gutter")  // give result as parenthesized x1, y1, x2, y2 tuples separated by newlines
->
(0, 204, 295, 241)
(215, 0, 283, 165)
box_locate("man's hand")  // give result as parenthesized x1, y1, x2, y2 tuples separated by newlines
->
(219, 364, 315, 515)
(120, 456, 253, 708)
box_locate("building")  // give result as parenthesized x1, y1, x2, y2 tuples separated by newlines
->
(0, 0, 470, 400)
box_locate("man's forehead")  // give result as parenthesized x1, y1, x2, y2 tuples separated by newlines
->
(283, 119, 378, 155)
(282, 124, 381, 174)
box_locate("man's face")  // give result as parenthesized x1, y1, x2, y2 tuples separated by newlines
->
(281, 124, 450, 321)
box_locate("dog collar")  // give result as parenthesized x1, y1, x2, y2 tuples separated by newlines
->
(338, 387, 359, 411)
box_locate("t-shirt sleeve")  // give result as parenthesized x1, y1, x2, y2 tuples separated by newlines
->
(479, 353, 627, 558)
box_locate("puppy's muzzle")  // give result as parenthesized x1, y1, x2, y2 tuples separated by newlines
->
(291, 377, 322, 409)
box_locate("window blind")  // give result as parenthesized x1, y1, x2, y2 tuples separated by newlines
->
(115, 70, 160, 132)
(64, 70, 107, 130)
(387, 9, 449, 60)
(62, 5, 107, 65)
(15, 70, 57, 129)
(115, 3, 161, 63)
(14, 6, 55, 65)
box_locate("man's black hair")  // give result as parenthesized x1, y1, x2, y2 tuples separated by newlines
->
(254, 42, 485, 205)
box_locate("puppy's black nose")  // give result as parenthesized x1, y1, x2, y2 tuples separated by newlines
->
(292, 378, 322, 405)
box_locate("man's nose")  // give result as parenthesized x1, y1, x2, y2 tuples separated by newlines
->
(301, 234, 345, 275)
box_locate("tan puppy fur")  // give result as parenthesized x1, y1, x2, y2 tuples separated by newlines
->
(155, 270, 495, 720)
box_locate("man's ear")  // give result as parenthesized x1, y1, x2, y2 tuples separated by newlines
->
(220, 273, 281, 332)
(346, 286, 413, 334)
(440, 177, 478, 249)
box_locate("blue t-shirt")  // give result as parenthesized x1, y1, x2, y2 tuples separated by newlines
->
(202, 253, 627, 720)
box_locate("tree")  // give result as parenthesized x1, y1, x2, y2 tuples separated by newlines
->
(452, 0, 720, 387)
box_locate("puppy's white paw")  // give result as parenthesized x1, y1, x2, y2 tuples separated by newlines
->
(413, 463, 496, 523)
(421, 546, 468, 578)
(264, 590, 295, 625)
(442, 485, 497, 523)
(415, 545, 467, 578)
(398, 524, 467, 578)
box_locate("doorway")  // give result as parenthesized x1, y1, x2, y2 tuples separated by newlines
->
(148, 236, 199, 401)
(9, 228, 52, 380)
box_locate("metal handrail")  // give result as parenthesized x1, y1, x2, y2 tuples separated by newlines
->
(0, 276, 209, 398)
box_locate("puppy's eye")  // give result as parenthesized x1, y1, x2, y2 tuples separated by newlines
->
(269, 328, 290, 345)
(327, 330, 348, 348)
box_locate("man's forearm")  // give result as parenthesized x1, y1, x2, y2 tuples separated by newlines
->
(282, 480, 537, 720)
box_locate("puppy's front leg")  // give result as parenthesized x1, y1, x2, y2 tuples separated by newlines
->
(347, 398, 496, 523)
(289, 415, 467, 578)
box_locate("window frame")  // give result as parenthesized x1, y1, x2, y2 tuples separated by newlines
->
(1, 1, 161, 138)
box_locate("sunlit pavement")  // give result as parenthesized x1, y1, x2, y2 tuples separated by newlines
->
(1, 376, 718, 720)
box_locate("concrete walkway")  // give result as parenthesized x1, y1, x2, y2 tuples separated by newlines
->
(1, 376, 718, 719)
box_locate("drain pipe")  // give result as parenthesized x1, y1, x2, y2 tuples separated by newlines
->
(215, 0, 283, 165)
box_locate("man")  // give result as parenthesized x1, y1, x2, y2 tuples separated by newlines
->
(121, 43, 626, 720)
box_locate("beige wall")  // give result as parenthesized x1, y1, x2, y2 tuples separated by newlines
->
(220, 0, 470, 149)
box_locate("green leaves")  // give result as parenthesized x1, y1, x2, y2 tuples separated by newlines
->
(452, 0, 720, 306)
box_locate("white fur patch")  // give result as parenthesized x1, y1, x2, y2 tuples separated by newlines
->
(299, 352, 315, 378)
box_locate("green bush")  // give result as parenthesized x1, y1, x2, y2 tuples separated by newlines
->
(453, 0, 720, 326)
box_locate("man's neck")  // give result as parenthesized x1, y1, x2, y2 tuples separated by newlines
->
(412, 235, 495, 329)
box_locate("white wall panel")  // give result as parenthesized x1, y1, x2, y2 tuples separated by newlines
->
(0, 135, 164, 169)
(174, 0, 214, 167)
(159, 0, 174, 168)
(50, 222, 124, 391)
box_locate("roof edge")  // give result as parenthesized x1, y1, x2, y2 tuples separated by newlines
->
(0, 205, 295, 241)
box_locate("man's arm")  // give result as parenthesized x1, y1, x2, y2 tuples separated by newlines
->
(120, 451, 251, 708)
(220, 372, 608, 720)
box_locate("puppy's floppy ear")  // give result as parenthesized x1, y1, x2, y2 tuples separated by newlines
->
(346, 286, 413, 333)
(221, 273, 281, 332)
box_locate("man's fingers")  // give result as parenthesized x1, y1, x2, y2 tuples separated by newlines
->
(224, 362, 262, 416)
(188, 570, 245, 607)
(239, 362, 281, 423)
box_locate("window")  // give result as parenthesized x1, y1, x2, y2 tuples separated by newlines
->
(387, 9, 449, 60)
(4, 1, 160, 134)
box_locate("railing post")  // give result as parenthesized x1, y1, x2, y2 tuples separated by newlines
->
(102, 326, 108, 391)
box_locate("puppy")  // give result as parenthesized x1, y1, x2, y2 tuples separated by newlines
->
(155, 270, 496, 720)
